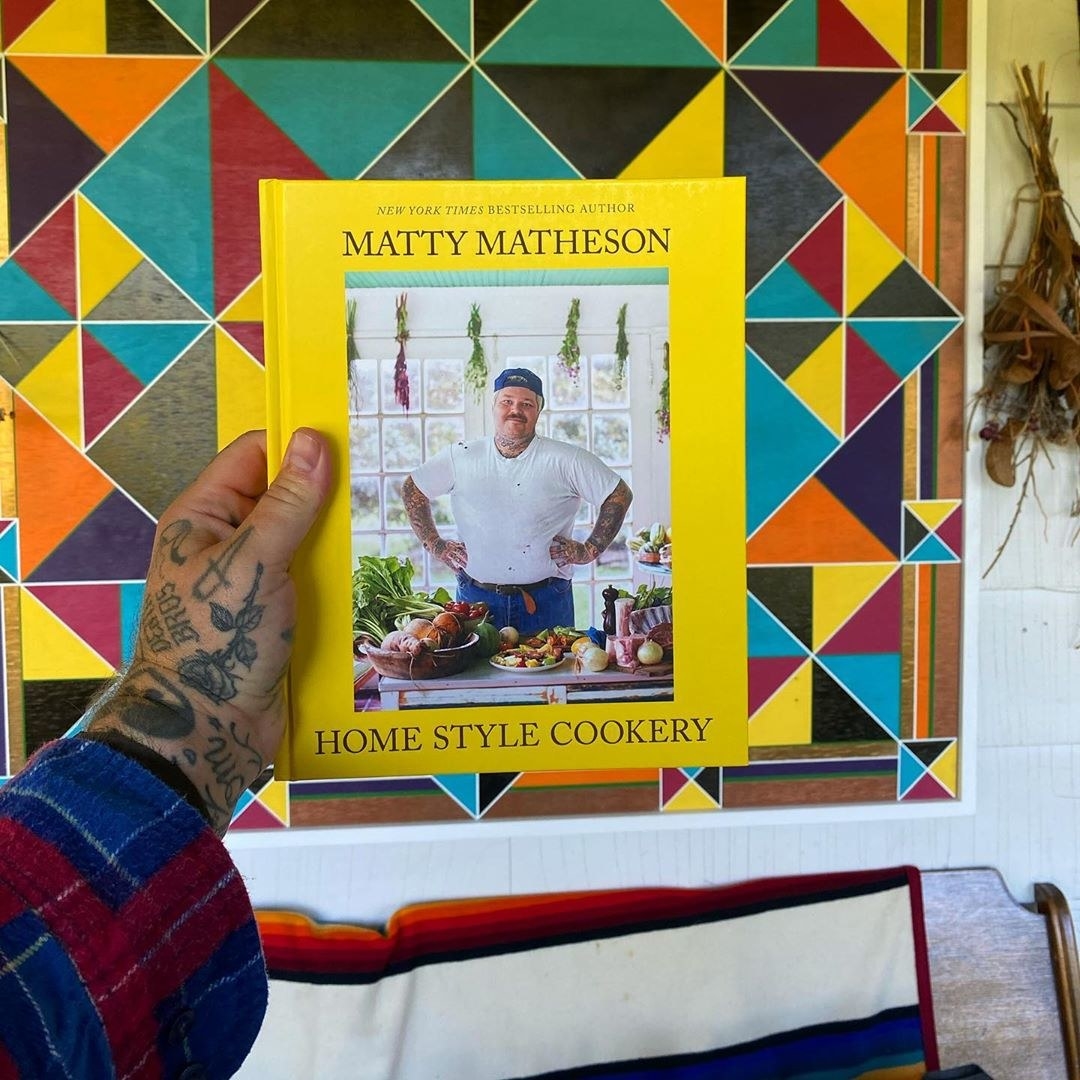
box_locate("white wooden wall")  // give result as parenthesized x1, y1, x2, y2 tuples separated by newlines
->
(228, 0, 1080, 925)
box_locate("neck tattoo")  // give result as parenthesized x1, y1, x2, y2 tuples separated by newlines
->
(495, 433, 534, 458)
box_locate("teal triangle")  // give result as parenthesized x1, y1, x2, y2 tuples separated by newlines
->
(473, 71, 578, 179)
(232, 788, 255, 820)
(0, 261, 71, 321)
(482, 0, 718, 66)
(749, 595, 807, 658)
(907, 75, 935, 126)
(120, 582, 145, 664)
(731, 0, 818, 66)
(746, 349, 839, 533)
(86, 322, 207, 385)
(415, 0, 471, 54)
(217, 59, 463, 178)
(898, 743, 926, 796)
(681, 766, 703, 779)
(0, 522, 19, 581)
(848, 318, 960, 379)
(154, 0, 205, 48)
(746, 261, 837, 318)
(81, 70, 212, 313)
(817, 653, 901, 736)
(435, 773, 479, 816)
(906, 531, 959, 564)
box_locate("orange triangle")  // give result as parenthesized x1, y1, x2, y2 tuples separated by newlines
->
(15, 395, 113, 575)
(9, 56, 201, 153)
(820, 77, 907, 250)
(748, 477, 895, 564)
(661, 0, 724, 60)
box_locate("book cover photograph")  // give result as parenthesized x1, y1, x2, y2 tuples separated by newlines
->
(261, 177, 746, 781)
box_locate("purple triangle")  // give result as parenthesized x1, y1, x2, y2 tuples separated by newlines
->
(735, 70, 900, 160)
(816, 387, 903, 557)
(28, 491, 155, 582)
(6, 65, 105, 249)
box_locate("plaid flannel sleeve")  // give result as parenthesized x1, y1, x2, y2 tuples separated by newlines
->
(0, 738, 267, 1079)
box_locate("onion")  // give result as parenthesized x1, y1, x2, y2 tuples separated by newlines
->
(581, 646, 609, 672)
(637, 640, 664, 665)
(499, 626, 519, 646)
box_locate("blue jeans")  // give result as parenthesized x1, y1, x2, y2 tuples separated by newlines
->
(456, 573, 575, 636)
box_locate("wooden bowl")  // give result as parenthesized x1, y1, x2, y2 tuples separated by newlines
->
(362, 633, 479, 680)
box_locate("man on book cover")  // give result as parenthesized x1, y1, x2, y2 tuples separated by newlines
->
(401, 368, 633, 635)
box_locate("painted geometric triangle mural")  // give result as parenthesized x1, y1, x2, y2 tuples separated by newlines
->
(0, 0, 969, 825)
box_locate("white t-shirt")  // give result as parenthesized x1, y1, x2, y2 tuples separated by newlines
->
(410, 436, 621, 584)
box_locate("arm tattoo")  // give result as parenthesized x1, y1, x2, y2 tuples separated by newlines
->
(199, 716, 264, 834)
(584, 480, 633, 556)
(401, 476, 442, 550)
(114, 666, 197, 739)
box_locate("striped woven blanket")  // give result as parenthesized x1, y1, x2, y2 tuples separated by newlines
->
(246, 866, 937, 1079)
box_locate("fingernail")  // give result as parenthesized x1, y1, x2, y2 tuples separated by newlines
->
(285, 429, 320, 474)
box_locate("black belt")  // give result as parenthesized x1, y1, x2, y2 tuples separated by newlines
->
(466, 575, 554, 595)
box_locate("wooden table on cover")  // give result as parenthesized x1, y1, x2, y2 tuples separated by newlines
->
(375, 658, 674, 711)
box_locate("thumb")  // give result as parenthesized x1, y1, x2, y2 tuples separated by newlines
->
(244, 428, 332, 565)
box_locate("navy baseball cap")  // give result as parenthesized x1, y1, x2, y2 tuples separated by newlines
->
(493, 368, 543, 398)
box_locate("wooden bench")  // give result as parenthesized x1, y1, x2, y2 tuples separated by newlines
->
(923, 869, 1080, 1078)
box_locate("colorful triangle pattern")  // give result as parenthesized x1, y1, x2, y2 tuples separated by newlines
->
(899, 739, 957, 799)
(907, 71, 966, 133)
(0, 0, 967, 824)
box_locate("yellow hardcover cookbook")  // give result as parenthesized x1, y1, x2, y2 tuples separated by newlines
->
(260, 177, 746, 780)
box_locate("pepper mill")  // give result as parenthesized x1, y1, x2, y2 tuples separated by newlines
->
(602, 586, 620, 637)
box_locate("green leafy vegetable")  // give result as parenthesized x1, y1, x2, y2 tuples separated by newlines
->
(352, 555, 444, 640)
(617, 584, 672, 611)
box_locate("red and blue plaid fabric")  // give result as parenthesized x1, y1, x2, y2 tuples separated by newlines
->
(0, 738, 266, 1078)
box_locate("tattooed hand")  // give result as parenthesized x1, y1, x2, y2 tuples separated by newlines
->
(84, 429, 331, 836)
(549, 535, 597, 567)
(429, 537, 468, 572)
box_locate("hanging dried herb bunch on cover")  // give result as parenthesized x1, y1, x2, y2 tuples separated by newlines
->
(394, 292, 410, 411)
(978, 64, 1080, 521)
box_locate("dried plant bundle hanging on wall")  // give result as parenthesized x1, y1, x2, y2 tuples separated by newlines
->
(557, 297, 581, 383)
(394, 292, 410, 412)
(613, 302, 629, 389)
(465, 303, 487, 400)
(977, 63, 1080, 570)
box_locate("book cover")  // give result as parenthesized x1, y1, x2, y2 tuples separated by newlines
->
(261, 178, 746, 781)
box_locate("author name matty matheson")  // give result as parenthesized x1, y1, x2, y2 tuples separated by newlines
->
(314, 716, 713, 756)
(341, 226, 671, 258)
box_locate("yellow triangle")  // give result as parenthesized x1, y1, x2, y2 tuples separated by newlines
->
(663, 781, 719, 812)
(17, 329, 82, 446)
(215, 327, 266, 449)
(20, 589, 113, 679)
(220, 277, 264, 322)
(841, 0, 907, 66)
(929, 741, 958, 794)
(937, 74, 967, 132)
(621, 74, 724, 179)
(812, 565, 895, 650)
(8, 0, 107, 54)
(256, 779, 290, 824)
(748, 661, 812, 746)
(906, 499, 961, 531)
(77, 196, 142, 316)
(845, 200, 902, 315)
(786, 325, 844, 437)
